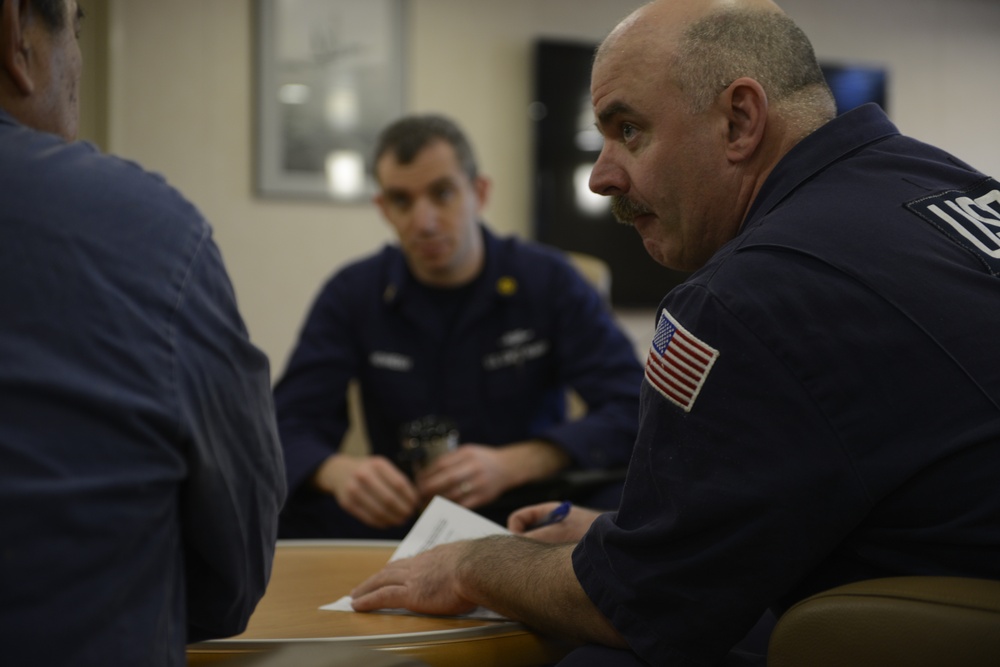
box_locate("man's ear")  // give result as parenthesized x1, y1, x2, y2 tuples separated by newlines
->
(473, 175, 491, 212)
(722, 77, 767, 163)
(1, 0, 35, 95)
(372, 191, 390, 219)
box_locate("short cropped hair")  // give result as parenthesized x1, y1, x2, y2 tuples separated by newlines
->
(0, 0, 68, 30)
(372, 114, 479, 183)
(674, 8, 835, 116)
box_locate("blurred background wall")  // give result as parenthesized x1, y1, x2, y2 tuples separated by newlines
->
(77, 0, 1000, 380)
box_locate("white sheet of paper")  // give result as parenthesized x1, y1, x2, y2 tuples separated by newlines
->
(320, 496, 512, 620)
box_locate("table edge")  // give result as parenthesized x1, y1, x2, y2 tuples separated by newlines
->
(192, 621, 529, 649)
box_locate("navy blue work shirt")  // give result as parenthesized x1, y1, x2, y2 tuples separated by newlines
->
(574, 104, 1000, 666)
(0, 109, 286, 666)
(275, 225, 643, 537)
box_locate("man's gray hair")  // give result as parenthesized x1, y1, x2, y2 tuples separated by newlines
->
(0, 0, 68, 30)
(674, 8, 835, 119)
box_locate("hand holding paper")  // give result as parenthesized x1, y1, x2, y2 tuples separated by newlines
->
(321, 496, 512, 620)
(348, 540, 482, 618)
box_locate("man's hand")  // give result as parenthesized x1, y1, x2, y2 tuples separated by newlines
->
(312, 454, 420, 528)
(351, 543, 476, 616)
(416, 440, 570, 509)
(352, 535, 626, 649)
(507, 502, 603, 543)
(415, 444, 509, 508)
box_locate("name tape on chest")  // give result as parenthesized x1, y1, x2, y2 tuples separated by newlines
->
(645, 309, 719, 412)
(368, 330, 551, 375)
(482, 328, 550, 370)
(369, 351, 413, 372)
(906, 178, 1000, 274)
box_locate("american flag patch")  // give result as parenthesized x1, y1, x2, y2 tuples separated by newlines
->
(645, 309, 719, 412)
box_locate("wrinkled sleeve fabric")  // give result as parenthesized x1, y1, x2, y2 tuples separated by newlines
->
(172, 228, 286, 642)
(272, 272, 360, 495)
(535, 256, 644, 469)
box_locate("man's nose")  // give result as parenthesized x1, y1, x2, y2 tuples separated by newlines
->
(411, 196, 439, 231)
(589, 149, 628, 197)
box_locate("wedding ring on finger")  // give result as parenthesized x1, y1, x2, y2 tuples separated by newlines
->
(460, 480, 472, 495)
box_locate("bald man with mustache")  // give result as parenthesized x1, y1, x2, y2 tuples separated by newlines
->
(350, 1, 1000, 664)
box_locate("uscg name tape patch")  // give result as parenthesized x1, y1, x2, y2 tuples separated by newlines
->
(906, 178, 1000, 275)
(645, 309, 719, 412)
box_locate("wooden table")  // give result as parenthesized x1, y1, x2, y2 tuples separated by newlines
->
(187, 541, 572, 667)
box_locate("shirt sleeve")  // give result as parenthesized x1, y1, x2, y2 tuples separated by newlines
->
(172, 229, 286, 642)
(272, 274, 360, 494)
(535, 258, 644, 469)
(573, 280, 871, 666)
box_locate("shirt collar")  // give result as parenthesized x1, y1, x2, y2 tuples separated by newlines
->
(381, 222, 507, 307)
(743, 103, 900, 230)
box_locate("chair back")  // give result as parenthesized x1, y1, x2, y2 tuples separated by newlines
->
(767, 576, 1000, 667)
(566, 251, 612, 303)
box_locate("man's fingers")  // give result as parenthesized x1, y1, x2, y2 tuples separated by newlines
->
(351, 562, 406, 600)
(343, 459, 420, 526)
(351, 584, 405, 612)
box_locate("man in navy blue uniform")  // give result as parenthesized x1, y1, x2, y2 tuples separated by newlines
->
(349, 0, 1000, 665)
(275, 113, 643, 538)
(0, 1, 285, 664)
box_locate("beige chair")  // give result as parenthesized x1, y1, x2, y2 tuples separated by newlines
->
(566, 250, 612, 303)
(767, 576, 1000, 667)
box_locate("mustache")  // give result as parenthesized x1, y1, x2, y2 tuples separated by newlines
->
(610, 196, 652, 226)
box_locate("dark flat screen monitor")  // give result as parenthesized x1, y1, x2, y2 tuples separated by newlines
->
(531, 39, 687, 307)
(821, 63, 888, 115)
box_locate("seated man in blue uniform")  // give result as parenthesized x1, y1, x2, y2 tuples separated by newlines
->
(0, 1, 285, 665)
(274, 113, 644, 539)
(349, 1, 1000, 665)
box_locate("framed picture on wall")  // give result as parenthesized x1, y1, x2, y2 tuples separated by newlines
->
(254, 0, 406, 202)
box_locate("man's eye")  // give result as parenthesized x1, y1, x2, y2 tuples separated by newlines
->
(388, 194, 411, 210)
(622, 123, 638, 142)
(431, 186, 455, 204)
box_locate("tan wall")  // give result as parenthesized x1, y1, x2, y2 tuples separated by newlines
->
(78, 0, 108, 148)
(94, 0, 1000, 381)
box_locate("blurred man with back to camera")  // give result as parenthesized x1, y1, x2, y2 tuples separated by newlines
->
(0, 1, 285, 664)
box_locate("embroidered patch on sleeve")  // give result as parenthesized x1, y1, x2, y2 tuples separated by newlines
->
(645, 309, 719, 412)
(905, 177, 1000, 275)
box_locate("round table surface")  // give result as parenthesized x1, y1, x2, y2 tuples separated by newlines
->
(187, 540, 573, 667)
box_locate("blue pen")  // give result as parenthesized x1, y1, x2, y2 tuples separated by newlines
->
(527, 500, 572, 530)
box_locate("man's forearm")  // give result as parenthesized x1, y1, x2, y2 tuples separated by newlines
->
(499, 440, 572, 486)
(457, 535, 626, 648)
